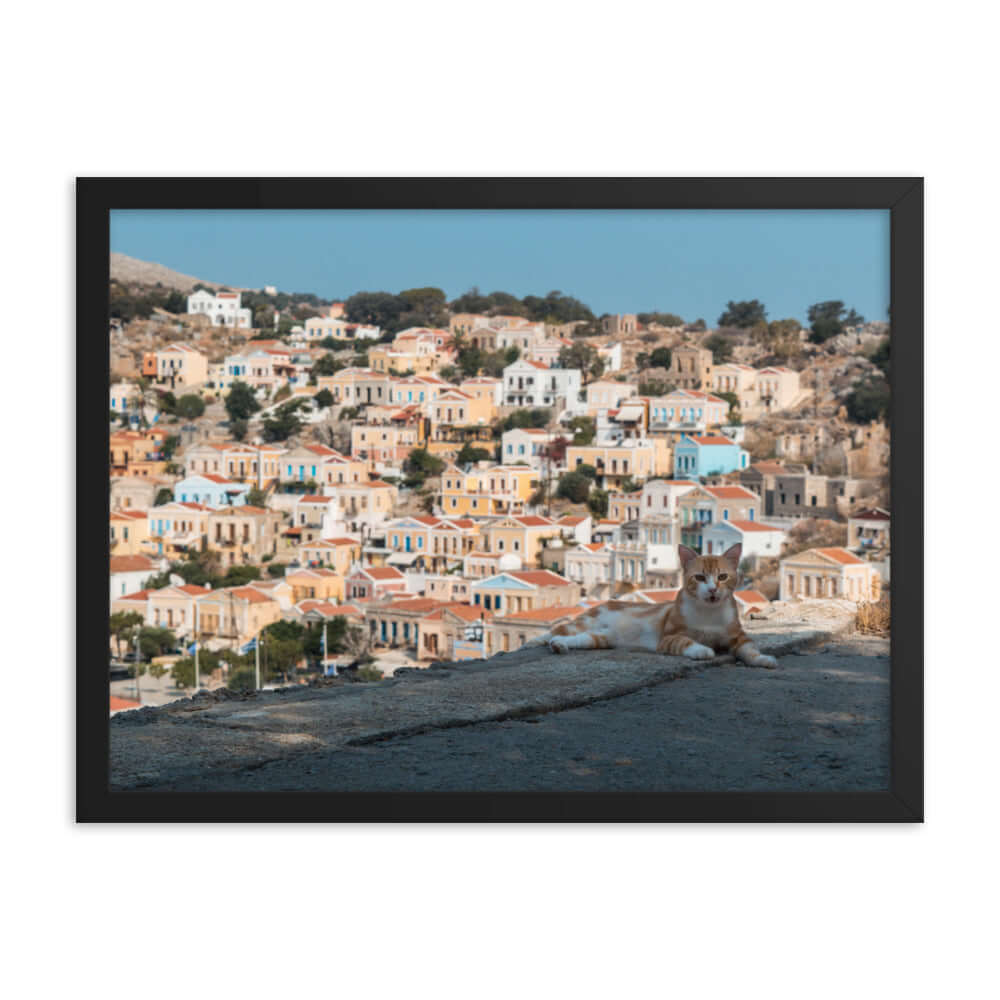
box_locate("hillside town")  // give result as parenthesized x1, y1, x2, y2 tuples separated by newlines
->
(108, 269, 890, 709)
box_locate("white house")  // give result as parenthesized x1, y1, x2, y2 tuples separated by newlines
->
(109, 554, 167, 602)
(186, 289, 253, 329)
(173, 474, 249, 507)
(503, 360, 583, 409)
(564, 543, 612, 590)
(701, 519, 786, 565)
(501, 428, 562, 469)
(597, 342, 623, 372)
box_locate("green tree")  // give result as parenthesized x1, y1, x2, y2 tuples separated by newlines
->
(109, 611, 144, 658)
(869, 337, 890, 377)
(344, 291, 409, 331)
(314, 388, 334, 408)
(718, 299, 767, 328)
(154, 487, 174, 506)
(638, 312, 685, 327)
(557, 341, 600, 382)
(137, 626, 177, 660)
(648, 347, 672, 369)
(245, 486, 268, 507)
(567, 415, 596, 445)
(557, 471, 592, 504)
(261, 399, 308, 442)
(175, 394, 206, 419)
(845, 376, 890, 423)
(312, 353, 344, 379)
(587, 487, 609, 517)
(403, 448, 446, 486)
(225, 381, 261, 422)
(221, 565, 261, 588)
(267, 561, 289, 577)
(704, 334, 734, 364)
(576, 463, 598, 480)
(807, 300, 864, 344)
(230, 418, 248, 441)
(456, 443, 492, 465)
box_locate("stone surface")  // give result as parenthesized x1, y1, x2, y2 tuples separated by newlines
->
(110, 599, 875, 792)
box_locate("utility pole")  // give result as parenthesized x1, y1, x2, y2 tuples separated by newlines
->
(134, 632, 141, 705)
(194, 601, 200, 691)
(255, 629, 261, 691)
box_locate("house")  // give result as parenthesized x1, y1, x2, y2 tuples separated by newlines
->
(701, 519, 786, 564)
(111, 476, 158, 511)
(109, 509, 150, 556)
(280, 444, 367, 487)
(565, 439, 668, 490)
(563, 543, 613, 591)
(668, 346, 714, 390)
(648, 390, 729, 434)
(417, 603, 491, 662)
(109, 428, 169, 477)
(471, 569, 581, 615)
(485, 604, 588, 656)
(439, 464, 536, 517)
(205, 506, 285, 567)
(303, 314, 380, 342)
(346, 566, 409, 603)
(320, 480, 398, 536)
(768, 469, 872, 519)
(149, 343, 209, 388)
(284, 567, 346, 604)
(459, 376, 504, 408)
(678, 485, 761, 549)
(597, 342, 623, 372)
(480, 515, 562, 567)
(431, 387, 494, 429)
(109, 554, 164, 601)
(194, 586, 283, 648)
(147, 584, 212, 638)
(738, 461, 787, 514)
(601, 314, 637, 335)
(501, 428, 563, 469)
(673, 435, 749, 478)
(848, 507, 890, 551)
(503, 360, 582, 409)
(708, 362, 757, 398)
(779, 547, 882, 602)
(753, 367, 801, 413)
(463, 550, 523, 579)
(586, 380, 638, 411)
(556, 514, 593, 545)
(389, 374, 450, 407)
(172, 473, 249, 507)
(146, 501, 214, 558)
(181, 442, 285, 489)
(298, 536, 362, 575)
(423, 574, 475, 605)
(315, 368, 394, 407)
(186, 289, 253, 329)
(351, 421, 421, 475)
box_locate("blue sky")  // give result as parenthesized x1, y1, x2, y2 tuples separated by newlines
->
(111, 209, 889, 324)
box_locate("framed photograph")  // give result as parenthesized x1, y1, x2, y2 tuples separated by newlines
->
(78, 178, 922, 822)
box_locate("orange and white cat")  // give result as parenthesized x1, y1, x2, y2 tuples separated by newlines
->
(532, 543, 777, 668)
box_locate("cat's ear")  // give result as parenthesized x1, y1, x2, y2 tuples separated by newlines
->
(723, 543, 742, 568)
(678, 545, 698, 570)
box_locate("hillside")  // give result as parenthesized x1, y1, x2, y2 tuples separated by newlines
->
(110, 252, 246, 293)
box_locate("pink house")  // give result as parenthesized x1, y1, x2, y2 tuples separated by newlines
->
(346, 565, 408, 602)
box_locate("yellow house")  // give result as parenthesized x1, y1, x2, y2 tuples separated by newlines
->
(109, 509, 150, 556)
(194, 586, 283, 648)
(481, 515, 561, 567)
(297, 537, 361, 575)
(471, 569, 582, 615)
(439, 464, 536, 517)
(315, 368, 394, 407)
(369, 345, 440, 375)
(779, 548, 882, 602)
(565, 440, 670, 490)
(205, 506, 285, 567)
(284, 567, 346, 603)
(431, 388, 495, 429)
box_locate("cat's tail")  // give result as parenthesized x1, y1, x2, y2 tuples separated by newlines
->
(522, 631, 554, 649)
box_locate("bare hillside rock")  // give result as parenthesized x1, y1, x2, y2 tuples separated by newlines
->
(110, 252, 246, 292)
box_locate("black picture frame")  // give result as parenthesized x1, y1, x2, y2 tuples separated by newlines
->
(78, 177, 922, 822)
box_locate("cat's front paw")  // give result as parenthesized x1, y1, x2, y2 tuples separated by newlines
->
(684, 642, 715, 660)
(548, 638, 568, 655)
(753, 654, 778, 670)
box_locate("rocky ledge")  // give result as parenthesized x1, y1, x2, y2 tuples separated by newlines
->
(110, 599, 889, 792)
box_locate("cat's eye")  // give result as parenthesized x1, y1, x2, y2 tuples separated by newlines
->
(694, 574, 706, 582)
(718, 573, 729, 581)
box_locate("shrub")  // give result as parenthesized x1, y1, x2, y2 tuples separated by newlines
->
(557, 471, 591, 504)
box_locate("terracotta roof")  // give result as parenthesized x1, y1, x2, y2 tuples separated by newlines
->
(110, 696, 141, 712)
(229, 587, 275, 604)
(692, 436, 737, 446)
(360, 567, 406, 580)
(635, 589, 679, 603)
(734, 590, 769, 606)
(512, 515, 554, 527)
(851, 508, 890, 521)
(580, 543, 605, 552)
(118, 589, 152, 602)
(110, 555, 157, 573)
(299, 495, 334, 504)
(378, 598, 444, 613)
(175, 585, 210, 596)
(815, 547, 866, 565)
(298, 600, 362, 616)
(558, 515, 587, 524)
(725, 519, 781, 533)
(706, 486, 757, 500)
(311, 537, 359, 548)
(507, 570, 571, 587)
(497, 605, 588, 623)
